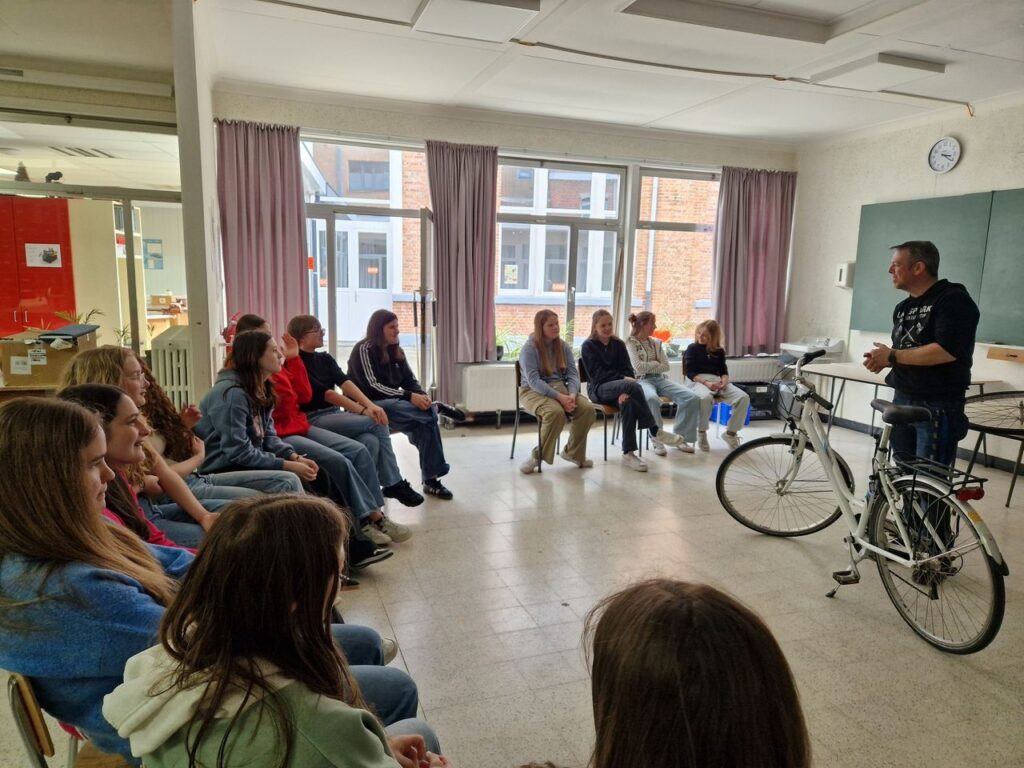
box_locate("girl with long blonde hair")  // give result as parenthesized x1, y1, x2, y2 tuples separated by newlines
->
(0, 397, 192, 761)
(683, 319, 750, 451)
(517, 309, 596, 473)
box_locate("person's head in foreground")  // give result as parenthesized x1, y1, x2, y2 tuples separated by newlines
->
(585, 579, 810, 768)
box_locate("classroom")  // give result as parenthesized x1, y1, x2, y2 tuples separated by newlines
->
(1, 1, 1023, 766)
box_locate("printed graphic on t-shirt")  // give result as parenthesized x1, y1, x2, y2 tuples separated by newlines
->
(893, 304, 931, 349)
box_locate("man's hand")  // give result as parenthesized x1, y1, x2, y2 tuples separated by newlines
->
(410, 392, 432, 411)
(863, 342, 892, 373)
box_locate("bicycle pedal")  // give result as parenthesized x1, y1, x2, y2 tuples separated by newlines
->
(831, 569, 860, 586)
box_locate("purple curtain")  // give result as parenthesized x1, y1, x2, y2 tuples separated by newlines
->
(712, 166, 797, 356)
(216, 119, 308, 338)
(426, 140, 498, 404)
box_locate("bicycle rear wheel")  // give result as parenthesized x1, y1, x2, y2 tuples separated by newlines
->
(716, 436, 852, 536)
(869, 480, 1005, 653)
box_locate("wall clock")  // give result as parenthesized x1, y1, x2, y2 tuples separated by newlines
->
(928, 136, 961, 173)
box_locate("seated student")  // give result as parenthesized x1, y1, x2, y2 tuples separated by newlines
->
(581, 309, 686, 472)
(62, 346, 228, 548)
(234, 314, 409, 546)
(518, 309, 596, 474)
(139, 357, 302, 497)
(288, 314, 426, 508)
(347, 310, 454, 500)
(683, 319, 750, 451)
(104, 495, 444, 768)
(0, 398, 429, 764)
(624, 312, 700, 456)
(584, 579, 810, 768)
(59, 384, 188, 551)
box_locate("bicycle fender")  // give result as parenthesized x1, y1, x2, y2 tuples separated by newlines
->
(895, 474, 1009, 575)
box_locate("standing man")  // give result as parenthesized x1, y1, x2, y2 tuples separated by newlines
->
(863, 240, 979, 465)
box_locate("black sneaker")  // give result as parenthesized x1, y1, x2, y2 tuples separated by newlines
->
(423, 479, 453, 500)
(383, 480, 425, 507)
(434, 401, 466, 422)
(351, 547, 395, 571)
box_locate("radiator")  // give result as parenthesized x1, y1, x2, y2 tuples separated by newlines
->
(460, 363, 518, 413)
(151, 326, 193, 409)
(725, 356, 783, 383)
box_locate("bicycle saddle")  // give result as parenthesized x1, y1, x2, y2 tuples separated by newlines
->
(870, 399, 931, 425)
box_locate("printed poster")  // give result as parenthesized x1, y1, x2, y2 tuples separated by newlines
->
(25, 243, 62, 268)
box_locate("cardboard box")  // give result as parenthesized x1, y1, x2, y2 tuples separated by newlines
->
(1, 327, 98, 387)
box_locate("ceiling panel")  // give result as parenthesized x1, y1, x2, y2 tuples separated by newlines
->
(752, 0, 876, 22)
(892, 0, 1024, 51)
(648, 83, 928, 139)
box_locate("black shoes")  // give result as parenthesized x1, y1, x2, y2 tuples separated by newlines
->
(351, 547, 395, 571)
(434, 401, 466, 422)
(383, 480, 425, 507)
(423, 478, 454, 500)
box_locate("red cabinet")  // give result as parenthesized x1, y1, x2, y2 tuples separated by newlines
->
(0, 197, 76, 337)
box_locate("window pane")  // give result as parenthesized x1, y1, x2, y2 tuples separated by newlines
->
(358, 233, 387, 289)
(498, 224, 530, 290)
(575, 231, 616, 297)
(543, 226, 569, 292)
(547, 170, 592, 214)
(336, 232, 348, 289)
(498, 165, 535, 209)
(638, 175, 719, 225)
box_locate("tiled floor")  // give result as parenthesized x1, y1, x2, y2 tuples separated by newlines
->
(2, 419, 1022, 767)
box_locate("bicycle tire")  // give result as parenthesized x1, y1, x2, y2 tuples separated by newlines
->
(716, 436, 853, 537)
(869, 479, 1005, 653)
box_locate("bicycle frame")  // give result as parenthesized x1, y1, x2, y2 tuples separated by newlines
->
(778, 358, 1006, 572)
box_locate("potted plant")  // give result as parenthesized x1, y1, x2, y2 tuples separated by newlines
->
(495, 325, 513, 361)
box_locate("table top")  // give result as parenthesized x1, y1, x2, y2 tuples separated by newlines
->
(803, 361, 1000, 387)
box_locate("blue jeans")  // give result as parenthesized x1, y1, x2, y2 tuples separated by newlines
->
(376, 399, 450, 483)
(308, 408, 403, 488)
(890, 394, 969, 467)
(284, 428, 385, 520)
(139, 498, 228, 548)
(638, 374, 701, 442)
(184, 469, 303, 499)
(590, 379, 657, 454)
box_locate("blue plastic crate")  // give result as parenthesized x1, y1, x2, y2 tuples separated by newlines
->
(716, 402, 752, 427)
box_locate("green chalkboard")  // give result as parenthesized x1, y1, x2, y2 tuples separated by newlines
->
(850, 192, 993, 333)
(976, 188, 1024, 345)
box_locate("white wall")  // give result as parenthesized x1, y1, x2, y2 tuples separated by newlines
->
(213, 86, 797, 171)
(788, 96, 1024, 459)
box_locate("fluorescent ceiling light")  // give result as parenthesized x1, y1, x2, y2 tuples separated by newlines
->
(811, 53, 945, 91)
(412, 0, 540, 43)
(0, 67, 173, 98)
(0, 168, 16, 176)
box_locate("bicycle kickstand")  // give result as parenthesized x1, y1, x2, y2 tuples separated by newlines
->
(826, 536, 867, 598)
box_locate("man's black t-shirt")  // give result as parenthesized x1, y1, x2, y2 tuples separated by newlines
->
(885, 279, 979, 400)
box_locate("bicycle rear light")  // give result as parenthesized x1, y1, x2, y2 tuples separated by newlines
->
(956, 487, 985, 501)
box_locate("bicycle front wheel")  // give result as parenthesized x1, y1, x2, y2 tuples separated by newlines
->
(869, 480, 1005, 653)
(716, 436, 851, 537)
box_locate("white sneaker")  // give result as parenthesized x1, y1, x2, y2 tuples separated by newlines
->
(559, 448, 593, 468)
(656, 430, 685, 448)
(361, 522, 392, 546)
(677, 441, 696, 454)
(697, 431, 710, 452)
(651, 437, 668, 456)
(374, 515, 411, 543)
(383, 637, 399, 665)
(520, 450, 540, 474)
(723, 431, 742, 450)
(622, 452, 648, 472)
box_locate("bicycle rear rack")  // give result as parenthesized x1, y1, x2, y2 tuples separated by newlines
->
(892, 453, 988, 496)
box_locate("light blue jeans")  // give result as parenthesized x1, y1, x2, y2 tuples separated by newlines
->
(184, 469, 303, 499)
(139, 498, 228, 548)
(307, 408, 403, 488)
(284, 427, 385, 520)
(639, 374, 701, 442)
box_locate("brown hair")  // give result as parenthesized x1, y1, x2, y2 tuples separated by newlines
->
(235, 314, 268, 335)
(139, 359, 193, 462)
(61, 345, 132, 389)
(226, 331, 276, 411)
(160, 495, 361, 768)
(585, 579, 809, 768)
(694, 320, 724, 354)
(628, 311, 655, 339)
(285, 314, 319, 341)
(0, 398, 176, 615)
(531, 309, 566, 376)
(588, 309, 620, 343)
(58, 385, 152, 542)
(363, 309, 404, 365)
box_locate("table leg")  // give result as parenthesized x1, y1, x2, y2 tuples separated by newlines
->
(827, 378, 845, 438)
(1006, 438, 1023, 508)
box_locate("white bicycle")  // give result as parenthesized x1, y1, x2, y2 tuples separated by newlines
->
(715, 350, 1008, 653)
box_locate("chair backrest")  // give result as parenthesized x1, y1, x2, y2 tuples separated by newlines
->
(577, 357, 589, 384)
(514, 360, 523, 387)
(8, 674, 55, 766)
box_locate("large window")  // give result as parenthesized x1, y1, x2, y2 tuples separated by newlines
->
(632, 170, 720, 349)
